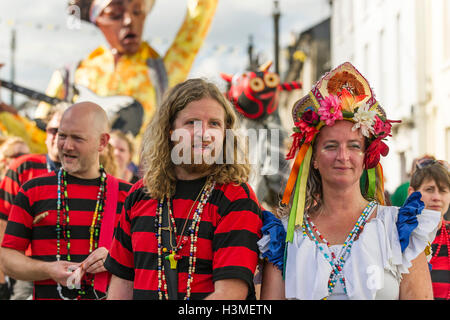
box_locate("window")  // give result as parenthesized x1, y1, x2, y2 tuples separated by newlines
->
(444, 0, 450, 60)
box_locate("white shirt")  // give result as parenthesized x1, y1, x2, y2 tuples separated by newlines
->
(259, 205, 440, 300)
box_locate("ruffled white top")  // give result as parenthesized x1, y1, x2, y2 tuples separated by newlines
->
(268, 205, 440, 300)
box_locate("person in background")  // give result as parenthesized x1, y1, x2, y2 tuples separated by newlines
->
(109, 130, 139, 183)
(0, 135, 30, 299)
(0, 102, 131, 300)
(0, 105, 66, 300)
(0, 137, 30, 180)
(100, 142, 119, 178)
(391, 154, 436, 207)
(408, 159, 450, 300)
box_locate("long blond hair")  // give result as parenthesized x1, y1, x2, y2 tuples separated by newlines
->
(140, 78, 251, 199)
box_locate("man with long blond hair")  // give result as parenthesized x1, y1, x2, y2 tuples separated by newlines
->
(105, 78, 263, 300)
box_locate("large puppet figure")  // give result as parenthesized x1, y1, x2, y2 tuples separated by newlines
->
(221, 62, 302, 210)
(0, 0, 218, 152)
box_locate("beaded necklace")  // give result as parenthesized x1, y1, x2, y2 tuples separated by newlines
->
(430, 220, 450, 300)
(155, 177, 216, 300)
(56, 165, 107, 300)
(302, 201, 377, 298)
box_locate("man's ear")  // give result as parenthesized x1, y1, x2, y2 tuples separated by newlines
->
(407, 186, 415, 197)
(98, 132, 110, 152)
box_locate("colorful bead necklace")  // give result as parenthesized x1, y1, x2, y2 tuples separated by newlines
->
(303, 201, 377, 298)
(55, 166, 107, 300)
(155, 177, 215, 300)
(430, 220, 450, 300)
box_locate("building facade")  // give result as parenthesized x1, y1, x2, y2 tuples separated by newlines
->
(330, 0, 450, 193)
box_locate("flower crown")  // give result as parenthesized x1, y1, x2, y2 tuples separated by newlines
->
(282, 62, 401, 243)
(287, 62, 400, 170)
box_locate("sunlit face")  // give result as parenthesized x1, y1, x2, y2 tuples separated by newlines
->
(45, 113, 62, 162)
(57, 114, 107, 178)
(96, 0, 152, 55)
(110, 135, 131, 169)
(2, 142, 30, 168)
(313, 120, 365, 188)
(414, 179, 450, 216)
(171, 97, 225, 175)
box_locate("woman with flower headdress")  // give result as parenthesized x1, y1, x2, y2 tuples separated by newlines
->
(258, 62, 441, 300)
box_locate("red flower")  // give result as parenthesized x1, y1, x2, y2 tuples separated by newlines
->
(296, 120, 319, 144)
(300, 109, 319, 126)
(286, 120, 319, 159)
(364, 137, 389, 169)
(286, 132, 302, 160)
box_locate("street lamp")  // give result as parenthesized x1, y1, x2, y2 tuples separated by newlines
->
(273, 0, 281, 75)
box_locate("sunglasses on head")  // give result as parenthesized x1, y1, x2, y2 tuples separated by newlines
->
(416, 159, 449, 172)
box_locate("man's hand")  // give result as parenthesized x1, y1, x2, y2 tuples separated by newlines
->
(45, 260, 79, 286)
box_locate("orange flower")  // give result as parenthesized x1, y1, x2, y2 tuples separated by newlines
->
(338, 88, 366, 113)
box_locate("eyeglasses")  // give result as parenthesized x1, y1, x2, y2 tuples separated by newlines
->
(46, 127, 58, 136)
(416, 159, 450, 172)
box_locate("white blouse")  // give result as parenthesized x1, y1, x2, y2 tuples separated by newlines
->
(259, 205, 441, 300)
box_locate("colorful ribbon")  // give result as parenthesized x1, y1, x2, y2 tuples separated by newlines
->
(286, 145, 312, 243)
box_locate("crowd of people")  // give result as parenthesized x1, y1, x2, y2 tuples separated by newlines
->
(0, 0, 448, 301)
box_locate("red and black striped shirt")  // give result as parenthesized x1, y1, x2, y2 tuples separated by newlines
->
(104, 177, 263, 300)
(0, 154, 58, 221)
(430, 222, 450, 300)
(1, 171, 131, 300)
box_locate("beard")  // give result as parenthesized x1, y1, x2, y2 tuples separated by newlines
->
(177, 162, 214, 176)
(171, 143, 224, 178)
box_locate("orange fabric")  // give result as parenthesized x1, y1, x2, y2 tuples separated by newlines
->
(281, 143, 310, 205)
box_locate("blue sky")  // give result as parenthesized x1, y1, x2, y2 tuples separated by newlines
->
(0, 0, 330, 106)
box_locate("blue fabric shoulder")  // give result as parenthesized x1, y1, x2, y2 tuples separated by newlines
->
(260, 210, 286, 271)
(396, 191, 425, 252)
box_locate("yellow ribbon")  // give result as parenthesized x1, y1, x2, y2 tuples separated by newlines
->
(294, 146, 313, 228)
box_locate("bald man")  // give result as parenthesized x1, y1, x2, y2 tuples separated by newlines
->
(0, 102, 132, 300)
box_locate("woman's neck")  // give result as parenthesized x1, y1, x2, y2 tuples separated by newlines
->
(319, 183, 368, 218)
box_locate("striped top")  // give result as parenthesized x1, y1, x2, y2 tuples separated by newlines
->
(1, 172, 131, 300)
(430, 222, 450, 300)
(0, 154, 59, 221)
(104, 177, 263, 300)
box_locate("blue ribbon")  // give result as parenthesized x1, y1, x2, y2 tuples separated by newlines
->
(396, 191, 425, 252)
(260, 210, 286, 271)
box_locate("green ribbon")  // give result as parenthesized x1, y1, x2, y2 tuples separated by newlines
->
(367, 167, 376, 199)
(286, 162, 302, 243)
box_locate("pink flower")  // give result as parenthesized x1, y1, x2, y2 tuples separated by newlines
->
(373, 116, 401, 138)
(373, 116, 384, 135)
(318, 95, 343, 126)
